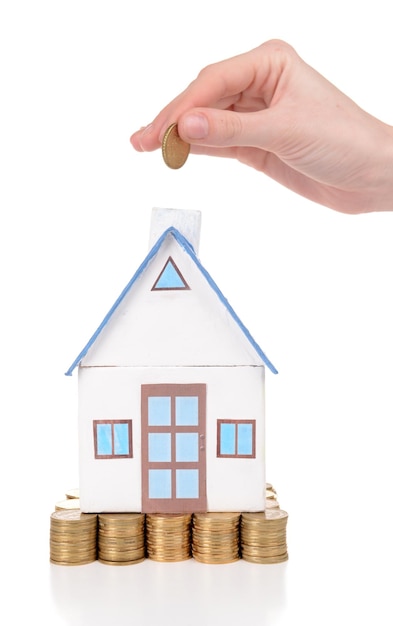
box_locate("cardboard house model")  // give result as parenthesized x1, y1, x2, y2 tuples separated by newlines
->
(65, 208, 277, 514)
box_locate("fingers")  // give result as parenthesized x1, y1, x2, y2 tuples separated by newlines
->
(129, 39, 297, 153)
(130, 124, 157, 152)
(130, 94, 276, 154)
(130, 107, 275, 157)
(178, 108, 277, 150)
(130, 44, 265, 152)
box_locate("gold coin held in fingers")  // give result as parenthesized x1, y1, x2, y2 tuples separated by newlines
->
(162, 123, 190, 169)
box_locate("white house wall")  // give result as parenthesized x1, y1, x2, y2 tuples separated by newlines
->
(80, 235, 265, 368)
(78, 365, 265, 513)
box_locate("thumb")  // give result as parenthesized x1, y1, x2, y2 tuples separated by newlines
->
(178, 108, 273, 148)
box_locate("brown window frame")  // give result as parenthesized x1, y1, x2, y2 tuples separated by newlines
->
(93, 419, 133, 459)
(216, 419, 256, 458)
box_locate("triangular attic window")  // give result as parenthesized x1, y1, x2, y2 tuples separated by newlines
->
(151, 256, 190, 291)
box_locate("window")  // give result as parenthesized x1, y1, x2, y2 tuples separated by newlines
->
(145, 393, 201, 499)
(93, 420, 133, 459)
(151, 256, 190, 290)
(217, 420, 256, 458)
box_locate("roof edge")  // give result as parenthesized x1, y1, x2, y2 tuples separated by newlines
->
(65, 227, 278, 376)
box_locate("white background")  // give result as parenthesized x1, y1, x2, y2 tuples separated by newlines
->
(1, 1, 393, 625)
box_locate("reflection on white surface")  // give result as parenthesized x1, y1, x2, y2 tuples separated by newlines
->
(49, 558, 288, 626)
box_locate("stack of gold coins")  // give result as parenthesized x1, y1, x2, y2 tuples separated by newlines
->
(192, 512, 241, 564)
(145, 513, 192, 562)
(50, 510, 97, 566)
(97, 513, 146, 565)
(240, 509, 288, 564)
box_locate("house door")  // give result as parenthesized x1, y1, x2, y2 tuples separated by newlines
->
(141, 383, 207, 513)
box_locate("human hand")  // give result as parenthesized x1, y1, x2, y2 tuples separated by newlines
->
(130, 39, 393, 214)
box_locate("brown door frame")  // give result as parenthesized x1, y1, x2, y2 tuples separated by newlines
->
(141, 383, 207, 513)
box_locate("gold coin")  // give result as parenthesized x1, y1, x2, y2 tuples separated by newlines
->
(162, 123, 190, 169)
(55, 498, 80, 511)
(265, 498, 280, 509)
(98, 556, 146, 566)
(65, 488, 79, 499)
(264, 509, 288, 521)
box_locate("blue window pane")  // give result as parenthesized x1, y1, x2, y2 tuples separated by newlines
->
(114, 423, 129, 455)
(176, 469, 199, 498)
(154, 260, 186, 289)
(175, 396, 198, 426)
(148, 433, 171, 462)
(220, 423, 236, 455)
(97, 424, 112, 455)
(176, 433, 199, 462)
(148, 396, 171, 426)
(238, 423, 253, 455)
(149, 470, 172, 499)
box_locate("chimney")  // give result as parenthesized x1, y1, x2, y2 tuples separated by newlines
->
(148, 207, 201, 255)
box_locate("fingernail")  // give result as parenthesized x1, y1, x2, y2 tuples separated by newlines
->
(182, 114, 209, 139)
(141, 123, 154, 136)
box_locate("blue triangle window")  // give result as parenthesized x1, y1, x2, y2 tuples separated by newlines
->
(152, 256, 190, 291)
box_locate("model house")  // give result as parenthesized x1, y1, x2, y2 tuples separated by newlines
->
(65, 208, 277, 514)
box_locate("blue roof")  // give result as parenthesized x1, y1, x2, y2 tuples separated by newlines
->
(65, 227, 278, 376)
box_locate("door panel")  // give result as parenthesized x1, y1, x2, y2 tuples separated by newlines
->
(141, 383, 207, 513)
